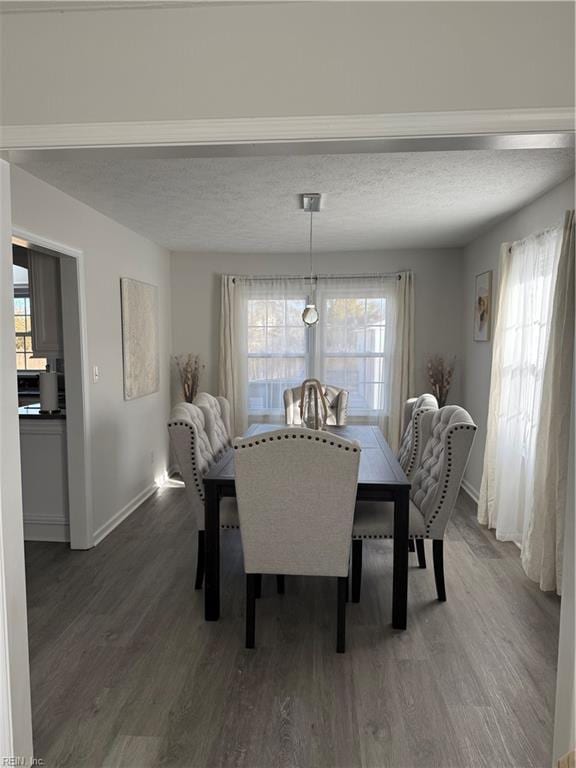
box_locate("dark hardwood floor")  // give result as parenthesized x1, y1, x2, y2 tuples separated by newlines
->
(25, 482, 560, 768)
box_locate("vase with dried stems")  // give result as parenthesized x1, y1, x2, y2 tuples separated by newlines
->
(427, 355, 455, 408)
(174, 354, 204, 404)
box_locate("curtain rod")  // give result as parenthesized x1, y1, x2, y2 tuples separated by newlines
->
(231, 272, 404, 284)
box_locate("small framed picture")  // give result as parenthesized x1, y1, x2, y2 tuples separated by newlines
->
(474, 271, 492, 342)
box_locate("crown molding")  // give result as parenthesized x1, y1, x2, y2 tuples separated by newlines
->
(1, 108, 574, 151)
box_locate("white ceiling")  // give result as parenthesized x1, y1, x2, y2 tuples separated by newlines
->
(16, 148, 574, 253)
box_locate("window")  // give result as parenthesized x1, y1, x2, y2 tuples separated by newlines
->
(247, 297, 308, 414)
(319, 296, 388, 414)
(14, 296, 46, 371)
(245, 277, 395, 420)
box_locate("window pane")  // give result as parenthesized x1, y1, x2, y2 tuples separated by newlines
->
(321, 292, 389, 415)
(14, 315, 27, 333)
(248, 293, 309, 414)
(16, 353, 26, 370)
(345, 298, 366, 328)
(267, 326, 284, 351)
(249, 300, 267, 327)
(366, 326, 386, 354)
(286, 299, 305, 325)
(27, 355, 47, 371)
(366, 298, 385, 324)
(248, 327, 266, 353)
(286, 326, 305, 352)
(14, 298, 26, 315)
(267, 300, 284, 326)
(15, 335, 25, 352)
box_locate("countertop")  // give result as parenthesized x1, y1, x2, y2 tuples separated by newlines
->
(18, 403, 66, 419)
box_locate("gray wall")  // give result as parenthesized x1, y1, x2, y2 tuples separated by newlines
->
(170, 248, 464, 405)
(1, 2, 573, 125)
(461, 176, 575, 497)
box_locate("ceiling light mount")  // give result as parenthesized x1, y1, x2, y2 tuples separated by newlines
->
(300, 193, 322, 213)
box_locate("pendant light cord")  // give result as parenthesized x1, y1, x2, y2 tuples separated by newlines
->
(309, 208, 314, 289)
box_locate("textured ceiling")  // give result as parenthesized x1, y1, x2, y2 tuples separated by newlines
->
(17, 149, 574, 253)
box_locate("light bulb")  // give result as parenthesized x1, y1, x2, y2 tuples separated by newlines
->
(302, 304, 319, 326)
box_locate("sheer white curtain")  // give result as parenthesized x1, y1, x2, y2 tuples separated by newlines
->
(478, 213, 574, 592)
(220, 272, 414, 448)
(219, 276, 309, 435)
(315, 272, 413, 450)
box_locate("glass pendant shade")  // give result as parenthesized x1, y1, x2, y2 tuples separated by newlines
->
(302, 304, 319, 326)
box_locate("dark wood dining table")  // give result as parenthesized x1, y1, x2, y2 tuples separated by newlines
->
(203, 423, 411, 629)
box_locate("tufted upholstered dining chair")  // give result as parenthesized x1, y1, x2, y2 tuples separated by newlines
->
(234, 428, 361, 653)
(350, 406, 476, 604)
(397, 393, 439, 564)
(168, 403, 238, 589)
(194, 392, 233, 458)
(284, 384, 349, 426)
(397, 393, 439, 477)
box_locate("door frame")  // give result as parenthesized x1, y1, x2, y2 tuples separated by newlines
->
(12, 228, 93, 551)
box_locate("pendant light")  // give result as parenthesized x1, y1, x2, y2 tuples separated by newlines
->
(301, 193, 321, 326)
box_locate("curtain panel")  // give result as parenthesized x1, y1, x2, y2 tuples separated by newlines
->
(219, 272, 414, 448)
(478, 211, 575, 593)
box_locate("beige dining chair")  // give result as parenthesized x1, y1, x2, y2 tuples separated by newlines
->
(233, 428, 361, 653)
(194, 392, 233, 458)
(168, 403, 238, 589)
(397, 393, 439, 564)
(283, 384, 349, 426)
(397, 393, 439, 477)
(350, 405, 476, 603)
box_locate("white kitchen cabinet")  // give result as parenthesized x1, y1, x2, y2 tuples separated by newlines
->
(28, 250, 63, 357)
(20, 417, 69, 542)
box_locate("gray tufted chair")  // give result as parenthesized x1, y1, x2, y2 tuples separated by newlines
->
(351, 406, 476, 603)
(194, 392, 233, 458)
(167, 402, 238, 589)
(234, 428, 361, 652)
(397, 393, 439, 477)
(284, 384, 349, 426)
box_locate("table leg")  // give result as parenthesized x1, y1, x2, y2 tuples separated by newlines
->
(204, 482, 220, 621)
(392, 486, 410, 630)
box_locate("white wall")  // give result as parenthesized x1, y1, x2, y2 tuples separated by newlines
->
(170, 248, 464, 405)
(10, 166, 172, 541)
(461, 176, 575, 498)
(1, 2, 573, 126)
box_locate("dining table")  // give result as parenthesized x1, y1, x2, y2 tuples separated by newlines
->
(203, 423, 411, 629)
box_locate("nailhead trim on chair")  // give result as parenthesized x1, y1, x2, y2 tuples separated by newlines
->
(169, 419, 240, 530)
(406, 407, 424, 476)
(234, 432, 359, 452)
(424, 423, 477, 536)
(169, 420, 206, 502)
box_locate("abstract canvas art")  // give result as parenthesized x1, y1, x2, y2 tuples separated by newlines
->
(474, 270, 492, 342)
(120, 278, 160, 400)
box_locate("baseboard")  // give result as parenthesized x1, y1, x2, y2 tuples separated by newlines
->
(461, 478, 480, 505)
(92, 482, 157, 546)
(24, 521, 69, 543)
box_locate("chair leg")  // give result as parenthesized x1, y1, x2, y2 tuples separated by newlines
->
(415, 539, 426, 569)
(194, 531, 205, 590)
(255, 574, 262, 599)
(433, 540, 446, 601)
(337, 577, 347, 653)
(276, 575, 285, 594)
(246, 574, 257, 648)
(408, 539, 415, 553)
(351, 539, 363, 603)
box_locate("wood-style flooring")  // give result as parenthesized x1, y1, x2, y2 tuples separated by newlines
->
(25, 481, 560, 768)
